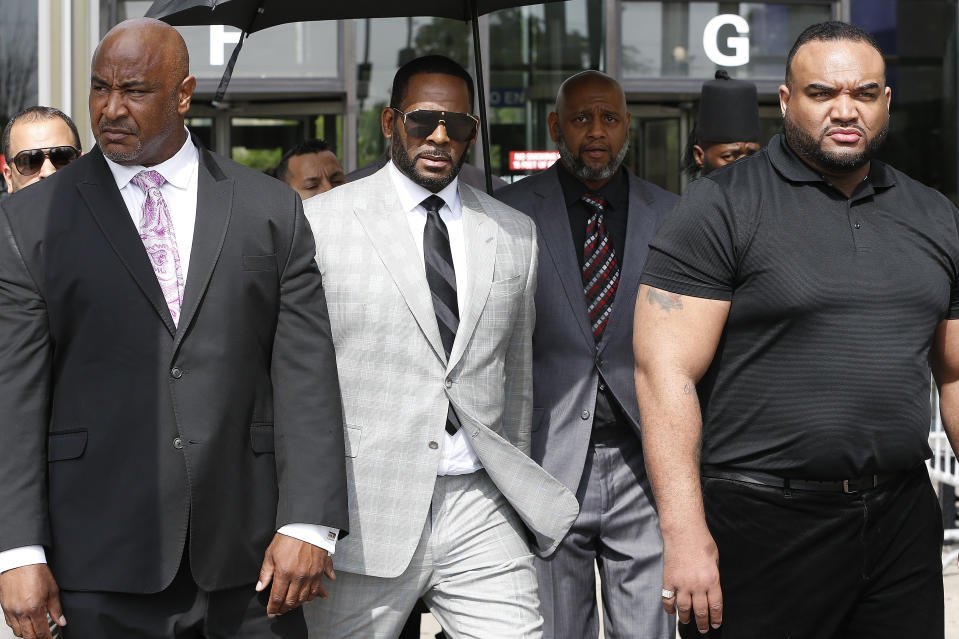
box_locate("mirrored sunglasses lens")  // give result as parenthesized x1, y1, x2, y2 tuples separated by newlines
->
(442, 113, 477, 141)
(405, 111, 443, 138)
(14, 150, 46, 176)
(405, 111, 476, 141)
(48, 147, 78, 168)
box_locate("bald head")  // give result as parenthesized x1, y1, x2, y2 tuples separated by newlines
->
(89, 17, 196, 166)
(549, 70, 631, 190)
(94, 18, 190, 82)
(555, 70, 626, 113)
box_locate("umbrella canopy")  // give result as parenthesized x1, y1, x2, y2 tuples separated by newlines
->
(148, 0, 555, 29)
(146, 0, 569, 193)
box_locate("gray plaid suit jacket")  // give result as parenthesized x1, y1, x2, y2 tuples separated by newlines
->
(304, 166, 579, 578)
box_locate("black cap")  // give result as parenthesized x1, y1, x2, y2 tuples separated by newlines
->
(697, 70, 760, 144)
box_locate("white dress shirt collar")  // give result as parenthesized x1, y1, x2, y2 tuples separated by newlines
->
(387, 160, 462, 218)
(103, 128, 198, 190)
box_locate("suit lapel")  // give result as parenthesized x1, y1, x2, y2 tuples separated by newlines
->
(597, 172, 657, 354)
(173, 144, 234, 353)
(77, 147, 177, 336)
(532, 167, 593, 347)
(449, 187, 496, 372)
(353, 170, 446, 362)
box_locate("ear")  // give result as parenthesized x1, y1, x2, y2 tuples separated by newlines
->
(178, 76, 197, 115)
(884, 85, 892, 110)
(692, 145, 706, 168)
(547, 112, 559, 143)
(778, 84, 790, 118)
(1, 163, 12, 195)
(381, 107, 395, 140)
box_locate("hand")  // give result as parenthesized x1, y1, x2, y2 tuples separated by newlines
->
(256, 533, 336, 618)
(0, 565, 66, 639)
(661, 527, 722, 634)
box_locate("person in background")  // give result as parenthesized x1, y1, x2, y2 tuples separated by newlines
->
(497, 70, 678, 639)
(681, 70, 761, 179)
(275, 138, 346, 200)
(2, 106, 81, 194)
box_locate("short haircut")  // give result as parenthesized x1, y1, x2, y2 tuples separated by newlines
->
(785, 21, 884, 86)
(389, 55, 475, 112)
(275, 138, 333, 182)
(2, 106, 82, 160)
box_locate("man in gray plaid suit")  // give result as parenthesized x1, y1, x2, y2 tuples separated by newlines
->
(302, 55, 578, 639)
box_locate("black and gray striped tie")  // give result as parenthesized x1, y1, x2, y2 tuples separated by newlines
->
(422, 195, 460, 435)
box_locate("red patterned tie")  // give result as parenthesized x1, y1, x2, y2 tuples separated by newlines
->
(582, 192, 619, 341)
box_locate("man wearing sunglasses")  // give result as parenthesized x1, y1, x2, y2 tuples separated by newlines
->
(304, 54, 578, 639)
(1, 106, 81, 194)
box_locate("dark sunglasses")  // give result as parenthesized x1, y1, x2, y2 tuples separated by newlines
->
(12, 146, 80, 176)
(391, 107, 478, 142)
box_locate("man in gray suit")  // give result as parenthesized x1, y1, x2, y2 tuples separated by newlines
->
(303, 55, 578, 639)
(497, 71, 678, 639)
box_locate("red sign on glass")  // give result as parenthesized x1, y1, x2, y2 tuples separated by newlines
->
(509, 151, 560, 172)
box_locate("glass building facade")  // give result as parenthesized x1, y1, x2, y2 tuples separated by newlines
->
(3, 0, 956, 201)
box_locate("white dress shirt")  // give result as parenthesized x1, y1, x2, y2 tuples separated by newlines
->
(388, 161, 484, 476)
(0, 131, 336, 576)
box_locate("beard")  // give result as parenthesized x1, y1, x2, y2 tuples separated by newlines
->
(784, 110, 888, 174)
(555, 127, 629, 183)
(390, 124, 468, 192)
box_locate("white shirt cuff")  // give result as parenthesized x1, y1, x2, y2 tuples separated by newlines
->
(0, 545, 47, 574)
(277, 524, 338, 555)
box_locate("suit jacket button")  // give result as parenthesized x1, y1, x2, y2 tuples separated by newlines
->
(581, 410, 590, 420)
(428, 440, 439, 449)
(170, 367, 183, 379)
(445, 378, 452, 388)
(173, 437, 184, 449)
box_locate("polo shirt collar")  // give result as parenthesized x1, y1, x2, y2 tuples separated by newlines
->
(768, 131, 896, 191)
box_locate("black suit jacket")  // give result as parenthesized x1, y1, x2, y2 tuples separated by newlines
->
(0, 140, 348, 593)
(496, 165, 678, 492)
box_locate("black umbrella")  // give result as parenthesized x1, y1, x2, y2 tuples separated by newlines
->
(146, 0, 569, 193)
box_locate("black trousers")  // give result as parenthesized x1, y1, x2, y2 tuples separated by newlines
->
(679, 466, 943, 639)
(59, 548, 307, 639)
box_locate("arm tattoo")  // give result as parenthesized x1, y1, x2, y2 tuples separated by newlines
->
(683, 382, 694, 395)
(646, 289, 684, 312)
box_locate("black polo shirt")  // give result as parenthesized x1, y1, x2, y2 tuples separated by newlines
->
(641, 133, 959, 478)
(557, 161, 630, 429)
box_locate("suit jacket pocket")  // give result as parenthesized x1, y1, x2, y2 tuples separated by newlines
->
(344, 425, 362, 458)
(242, 254, 278, 271)
(489, 273, 524, 297)
(48, 430, 88, 462)
(250, 423, 275, 454)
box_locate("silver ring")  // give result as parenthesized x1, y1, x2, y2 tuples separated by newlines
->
(661, 588, 675, 599)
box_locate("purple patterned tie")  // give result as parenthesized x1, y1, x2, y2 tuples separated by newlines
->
(131, 170, 184, 325)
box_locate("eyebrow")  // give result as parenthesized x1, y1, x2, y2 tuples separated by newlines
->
(90, 75, 150, 90)
(805, 82, 880, 92)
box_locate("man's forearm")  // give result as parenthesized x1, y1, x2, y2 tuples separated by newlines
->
(636, 370, 709, 540)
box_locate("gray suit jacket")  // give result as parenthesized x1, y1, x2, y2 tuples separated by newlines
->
(305, 166, 578, 577)
(496, 165, 678, 493)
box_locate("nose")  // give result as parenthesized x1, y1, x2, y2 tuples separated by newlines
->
(426, 122, 450, 146)
(38, 157, 57, 179)
(318, 177, 333, 194)
(831, 93, 858, 123)
(102, 90, 128, 120)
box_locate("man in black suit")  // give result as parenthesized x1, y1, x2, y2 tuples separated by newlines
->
(0, 18, 347, 639)
(497, 70, 677, 639)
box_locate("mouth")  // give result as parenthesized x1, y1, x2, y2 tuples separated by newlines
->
(581, 146, 611, 162)
(825, 127, 863, 145)
(417, 151, 452, 171)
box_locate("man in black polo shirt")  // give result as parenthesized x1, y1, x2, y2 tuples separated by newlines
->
(498, 71, 677, 639)
(634, 21, 959, 639)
